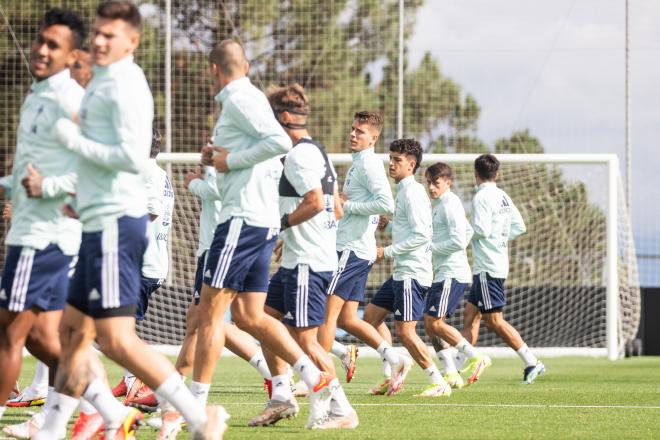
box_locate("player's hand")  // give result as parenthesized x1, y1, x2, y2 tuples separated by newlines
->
(21, 164, 43, 198)
(377, 215, 390, 230)
(201, 143, 214, 166)
(273, 239, 283, 263)
(338, 192, 348, 206)
(183, 168, 202, 189)
(3, 202, 12, 220)
(212, 146, 230, 173)
(376, 246, 385, 262)
(62, 203, 78, 219)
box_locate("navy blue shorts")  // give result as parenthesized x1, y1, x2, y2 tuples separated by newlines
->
(0, 244, 73, 312)
(327, 250, 373, 302)
(135, 277, 162, 321)
(193, 251, 208, 305)
(467, 272, 506, 312)
(266, 265, 333, 328)
(370, 277, 428, 322)
(203, 218, 279, 293)
(425, 278, 468, 318)
(68, 215, 148, 318)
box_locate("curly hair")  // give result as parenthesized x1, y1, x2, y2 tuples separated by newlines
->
(267, 83, 310, 116)
(390, 138, 423, 173)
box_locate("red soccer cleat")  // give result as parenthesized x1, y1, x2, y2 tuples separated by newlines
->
(70, 411, 105, 440)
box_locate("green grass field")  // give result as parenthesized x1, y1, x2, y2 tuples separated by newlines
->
(4, 355, 660, 439)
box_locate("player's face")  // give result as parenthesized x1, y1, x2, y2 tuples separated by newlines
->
(71, 50, 94, 87)
(91, 17, 139, 66)
(348, 122, 378, 152)
(388, 151, 416, 181)
(29, 25, 76, 80)
(426, 176, 451, 199)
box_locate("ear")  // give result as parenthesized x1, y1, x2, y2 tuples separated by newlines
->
(65, 49, 78, 68)
(370, 133, 379, 147)
(129, 32, 140, 51)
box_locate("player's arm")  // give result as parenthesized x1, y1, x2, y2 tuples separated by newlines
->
(223, 99, 292, 171)
(471, 195, 493, 238)
(432, 202, 469, 255)
(40, 172, 77, 198)
(280, 145, 325, 229)
(145, 167, 164, 222)
(0, 175, 12, 198)
(343, 161, 394, 216)
(508, 200, 526, 240)
(383, 190, 432, 259)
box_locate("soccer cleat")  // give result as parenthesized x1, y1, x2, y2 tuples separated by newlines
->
(111, 377, 128, 398)
(70, 411, 105, 440)
(368, 377, 390, 395)
(291, 379, 309, 398)
(311, 410, 359, 430)
(461, 354, 492, 386)
(263, 379, 273, 399)
(339, 345, 358, 383)
(157, 409, 183, 440)
(102, 407, 142, 440)
(387, 356, 413, 396)
(247, 398, 299, 426)
(6, 385, 47, 407)
(127, 391, 159, 413)
(522, 361, 545, 384)
(192, 405, 230, 440)
(414, 382, 452, 398)
(443, 371, 465, 389)
(306, 372, 338, 428)
(124, 381, 151, 406)
(2, 411, 46, 439)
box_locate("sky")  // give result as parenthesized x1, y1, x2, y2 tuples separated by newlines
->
(408, 0, 660, 285)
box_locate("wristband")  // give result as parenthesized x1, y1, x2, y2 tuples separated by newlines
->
(280, 213, 291, 230)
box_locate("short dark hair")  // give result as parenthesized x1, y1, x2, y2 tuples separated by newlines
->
(41, 8, 86, 49)
(426, 162, 453, 181)
(97, 0, 142, 32)
(390, 138, 423, 174)
(353, 111, 384, 134)
(268, 83, 310, 117)
(474, 153, 499, 181)
(150, 127, 162, 158)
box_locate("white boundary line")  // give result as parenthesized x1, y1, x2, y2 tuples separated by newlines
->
(220, 402, 660, 410)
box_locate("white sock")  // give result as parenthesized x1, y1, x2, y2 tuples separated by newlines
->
(32, 391, 78, 440)
(248, 351, 272, 380)
(189, 381, 211, 406)
(424, 365, 445, 385)
(381, 355, 392, 378)
(0, 406, 5, 419)
(331, 341, 348, 358)
(376, 341, 401, 366)
(329, 385, 353, 417)
(516, 344, 538, 367)
(455, 338, 478, 358)
(123, 369, 135, 380)
(293, 356, 321, 389)
(83, 378, 126, 425)
(437, 348, 458, 374)
(79, 397, 97, 415)
(455, 352, 467, 370)
(155, 373, 207, 433)
(270, 374, 293, 402)
(31, 361, 49, 390)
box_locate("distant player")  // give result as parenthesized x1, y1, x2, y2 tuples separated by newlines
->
(423, 162, 490, 389)
(70, 48, 93, 88)
(0, 7, 85, 429)
(364, 139, 451, 397)
(464, 154, 544, 384)
(34, 2, 226, 439)
(254, 84, 357, 429)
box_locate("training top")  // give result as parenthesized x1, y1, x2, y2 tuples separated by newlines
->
(471, 182, 526, 279)
(336, 148, 394, 261)
(212, 77, 292, 228)
(188, 166, 222, 256)
(279, 138, 338, 273)
(142, 159, 174, 279)
(384, 175, 433, 286)
(5, 69, 83, 256)
(54, 55, 153, 232)
(431, 189, 473, 283)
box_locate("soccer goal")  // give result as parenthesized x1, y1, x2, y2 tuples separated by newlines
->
(143, 153, 639, 361)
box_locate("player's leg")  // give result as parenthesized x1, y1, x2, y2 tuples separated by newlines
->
(318, 293, 346, 352)
(225, 322, 271, 380)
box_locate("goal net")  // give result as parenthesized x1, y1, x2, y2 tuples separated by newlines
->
(140, 153, 640, 359)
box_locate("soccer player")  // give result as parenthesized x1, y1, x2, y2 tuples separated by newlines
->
(316, 112, 407, 395)
(364, 139, 452, 397)
(423, 162, 490, 389)
(254, 84, 357, 429)
(34, 2, 226, 439)
(190, 39, 337, 430)
(70, 48, 94, 88)
(464, 154, 544, 384)
(0, 7, 85, 427)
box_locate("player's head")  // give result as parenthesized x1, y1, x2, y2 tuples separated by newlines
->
(349, 111, 383, 152)
(267, 83, 310, 133)
(208, 39, 249, 91)
(389, 138, 423, 182)
(474, 153, 499, 183)
(29, 8, 86, 80)
(425, 162, 453, 199)
(92, 0, 142, 67)
(150, 127, 162, 159)
(71, 48, 94, 87)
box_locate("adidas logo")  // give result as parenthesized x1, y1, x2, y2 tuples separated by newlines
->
(204, 270, 211, 278)
(429, 306, 436, 312)
(478, 301, 483, 307)
(394, 309, 401, 316)
(0, 289, 6, 301)
(89, 288, 101, 300)
(283, 312, 294, 320)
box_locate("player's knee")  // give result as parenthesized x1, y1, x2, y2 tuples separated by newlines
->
(483, 313, 502, 330)
(95, 332, 129, 360)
